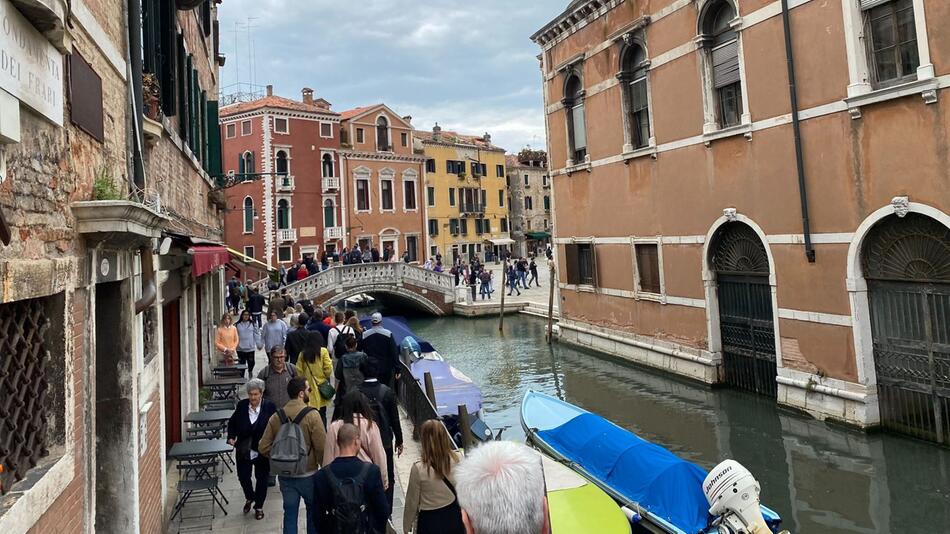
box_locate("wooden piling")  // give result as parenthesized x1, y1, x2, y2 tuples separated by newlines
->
(424, 372, 436, 407)
(457, 404, 474, 451)
(546, 262, 556, 344)
(498, 265, 506, 332)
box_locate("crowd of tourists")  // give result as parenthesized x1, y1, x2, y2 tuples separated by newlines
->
(215, 301, 552, 534)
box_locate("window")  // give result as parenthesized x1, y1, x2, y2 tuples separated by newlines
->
(243, 246, 255, 259)
(426, 159, 436, 173)
(381, 179, 394, 210)
(427, 186, 435, 207)
(524, 174, 529, 186)
(480, 190, 487, 210)
(620, 42, 651, 149)
(239, 151, 255, 175)
(322, 154, 334, 178)
(450, 219, 459, 234)
(471, 162, 487, 176)
(543, 196, 550, 211)
(225, 123, 236, 139)
(635, 243, 661, 294)
(863, 0, 919, 87)
(356, 178, 370, 211)
(525, 196, 533, 211)
(241, 120, 252, 135)
(406, 236, 418, 261)
(356, 127, 365, 143)
(527, 220, 532, 230)
(500, 218, 508, 232)
(446, 160, 465, 174)
(243, 197, 254, 232)
(276, 199, 290, 230)
(460, 218, 468, 235)
(563, 72, 587, 163)
(496, 164, 505, 177)
(401, 132, 408, 147)
(483, 219, 491, 233)
(475, 219, 483, 235)
(275, 150, 289, 176)
(320, 122, 333, 138)
(274, 117, 289, 134)
(542, 174, 549, 186)
(498, 190, 505, 207)
(565, 243, 596, 286)
(404, 179, 417, 210)
(278, 246, 292, 263)
(430, 246, 438, 258)
(449, 188, 456, 207)
(376, 116, 390, 151)
(701, 1, 742, 128)
(428, 219, 439, 236)
(324, 199, 336, 228)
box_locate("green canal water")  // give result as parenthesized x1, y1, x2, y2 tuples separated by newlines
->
(403, 313, 950, 534)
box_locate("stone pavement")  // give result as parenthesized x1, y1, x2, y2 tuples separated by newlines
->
(453, 260, 560, 318)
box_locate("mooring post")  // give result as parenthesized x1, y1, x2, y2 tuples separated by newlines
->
(498, 264, 506, 332)
(424, 371, 436, 407)
(546, 262, 556, 344)
(457, 404, 474, 451)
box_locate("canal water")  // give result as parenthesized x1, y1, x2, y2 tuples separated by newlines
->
(404, 313, 950, 534)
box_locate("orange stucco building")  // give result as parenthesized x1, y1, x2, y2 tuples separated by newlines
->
(533, 0, 950, 442)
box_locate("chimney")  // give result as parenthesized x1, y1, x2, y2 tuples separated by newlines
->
(433, 122, 441, 141)
(302, 87, 314, 105)
(266, 84, 273, 96)
(402, 115, 412, 124)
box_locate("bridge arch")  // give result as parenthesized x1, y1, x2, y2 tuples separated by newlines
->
(317, 285, 447, 316)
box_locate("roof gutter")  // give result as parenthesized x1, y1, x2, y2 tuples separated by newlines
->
(781, 0, 816, 263)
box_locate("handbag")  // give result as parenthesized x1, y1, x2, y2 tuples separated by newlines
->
(317, 379, 336, 400)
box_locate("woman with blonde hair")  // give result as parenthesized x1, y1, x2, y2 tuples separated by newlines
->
(297, 334, 334, 426)
(345, 315, 363, 336)
(403, 419, 464, 534)
(214, 312, 238, 365)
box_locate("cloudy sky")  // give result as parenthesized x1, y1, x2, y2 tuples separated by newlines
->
(218, 0, 566, 154)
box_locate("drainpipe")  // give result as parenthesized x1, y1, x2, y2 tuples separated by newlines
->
(781, 0, 815, 263)
(135, 246, 156, 313)
(127, 0, 146, 192)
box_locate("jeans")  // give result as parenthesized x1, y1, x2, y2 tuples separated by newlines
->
(519, 271, 528, 288)
(237, 351, 256, 378)
(279, 474, 317, 534)
(251, 312, 263, 328)
(384, 446, 396, 510)
(479, 282, 491, 299)
(236, 454, 269, 509)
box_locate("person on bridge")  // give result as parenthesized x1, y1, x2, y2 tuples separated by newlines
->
(403, 419, 465, 534)
(361, 312, 400, 388)
(357, 358, 403, 508)
(286, 262, 298, 285)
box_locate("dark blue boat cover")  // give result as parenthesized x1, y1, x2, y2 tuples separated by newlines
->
(538, 413, 711, 533)
(359, 316, 435, 353)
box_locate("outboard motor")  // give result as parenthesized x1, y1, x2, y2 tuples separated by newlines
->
(703, 460, 772, 534)
(400, 336, 422, 366)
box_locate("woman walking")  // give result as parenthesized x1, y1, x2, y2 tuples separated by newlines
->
(235, 310, 262, 378)
(214, 313, 238, 365)
(226, 379, 277, 520)
(403, 420, 465, 534)
(297, 336, 334, 426)
(324, 390, 389, 491)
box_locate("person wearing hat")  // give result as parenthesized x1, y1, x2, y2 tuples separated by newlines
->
(360, 312, 400, 388)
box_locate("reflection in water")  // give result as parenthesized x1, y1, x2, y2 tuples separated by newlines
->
(406, 314, 950, 533)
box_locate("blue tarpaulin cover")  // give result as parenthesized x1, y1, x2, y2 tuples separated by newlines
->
(538, 412, 711, 533)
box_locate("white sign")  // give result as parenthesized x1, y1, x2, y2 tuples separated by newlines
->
(0, 0, 64, 126)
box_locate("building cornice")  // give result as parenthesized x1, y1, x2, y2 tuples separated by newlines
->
(338, 150, 426, 163)
(221, 107, 340, 123)
(531, 0, 624, 49)
(420, 139, 506, 153)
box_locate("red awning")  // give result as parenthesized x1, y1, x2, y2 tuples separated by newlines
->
(190, 245, 230, 277)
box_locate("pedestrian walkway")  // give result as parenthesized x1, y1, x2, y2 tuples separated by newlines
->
(453, 261, 560, 318)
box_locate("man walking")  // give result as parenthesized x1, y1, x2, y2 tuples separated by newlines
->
(358, 359, 403, 508)
(313, 423, 389, 534)
(284, 312, 311, 365)
(247, 288, 266, 327)
(360, 312, 400, 388)
(478, 268, 492, 300)
(327, 311, 355, 359)
(259, 377, 327, 534)
(517, 258, 529, 289)
(529, 258, 540, 287)
(258, 347, 298, 409)
(507, 263, 521, 296)
(334, 335, 368, 402)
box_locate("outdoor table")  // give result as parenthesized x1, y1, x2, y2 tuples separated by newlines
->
(212, 363, 247, 378)
(168, 439, 233, 518)
(205, 377, 246, 399)
(168, 438, 232, 460)
(185, 410, 233, 425)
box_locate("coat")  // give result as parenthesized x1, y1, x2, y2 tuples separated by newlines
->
(323, 416, 388, 489)
(226, 398, 278, 457)
(259, 398, 327, 475)
(298, 348, 334, 409)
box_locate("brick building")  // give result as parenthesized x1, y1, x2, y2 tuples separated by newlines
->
(533, 0, 949, 443)
(220, 86, 343, 268)
(0, 0, 225, 532)
(338, 105, 427, 260)
(506, 150, 551, 257)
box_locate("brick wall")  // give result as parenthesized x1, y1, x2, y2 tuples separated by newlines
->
(138, 392, 163, 533)
(26, 478, 84, 534)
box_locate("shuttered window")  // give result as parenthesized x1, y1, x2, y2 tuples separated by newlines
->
(711, 40, 740, 88)
(565, 244, 596, 286)
(206, 100, 222, 176)
(428, 219, 439, 236)
(703, 1, 743, 129)
(460, 218, 468, 235)
(500, 218, 508, 232)
(450, 219, 459, 234)
(635, 244, 661, 294)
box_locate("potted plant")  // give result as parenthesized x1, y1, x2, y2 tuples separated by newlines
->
(143, 73, 161, 121)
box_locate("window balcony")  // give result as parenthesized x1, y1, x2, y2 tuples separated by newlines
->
(324, 226, 344, 240)
(322, 177, 340, 192)
(276, 175, 295, 192)
(277, 228, 297, 242)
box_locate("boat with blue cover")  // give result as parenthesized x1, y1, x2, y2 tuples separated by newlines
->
(522, 390, 785, 534)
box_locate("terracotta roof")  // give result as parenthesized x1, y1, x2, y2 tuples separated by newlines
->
(220, 95, 337, 117)
(339, 105, 380, 121)
(416, 129, 504, 152)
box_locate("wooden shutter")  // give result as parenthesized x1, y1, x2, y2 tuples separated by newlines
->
(142, 0, 161, 73)
(177, 35, 188, 140)
(589, 244, 598, 286)
(248, 151, 255, 173)
(712, 39, 740, 88)
(859, 0, 890, 9)
(238, 154, 245, 175)
(565, 244, 579, 285)
(160, 0, 177, 116)
(206, 100, 222, 176)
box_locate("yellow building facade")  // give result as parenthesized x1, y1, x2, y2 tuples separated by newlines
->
(416, 126, 512, 264)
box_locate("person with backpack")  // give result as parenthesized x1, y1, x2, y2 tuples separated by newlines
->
(335, 335, 367, 402)
(258, 347, 299, 409)
(314, 423, 389, 534)
(259, 376, 327, 534)
(328, 311, 356, 359)
(324, 391, 388, 492)
(357, 359, 403, 508)
(403, 419, 465, 534)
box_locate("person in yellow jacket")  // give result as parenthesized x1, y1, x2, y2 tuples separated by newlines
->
(297, 334, 334, 427)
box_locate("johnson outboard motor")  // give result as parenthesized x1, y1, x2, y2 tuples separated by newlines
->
(703, 460, 775, 534)
(400, 336, 423, 366)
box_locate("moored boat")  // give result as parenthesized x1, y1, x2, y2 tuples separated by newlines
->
(542, 453, 632, 534)
(522, 391, 784, 534)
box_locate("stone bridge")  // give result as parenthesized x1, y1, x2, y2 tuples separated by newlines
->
(268, 263, 457, 315)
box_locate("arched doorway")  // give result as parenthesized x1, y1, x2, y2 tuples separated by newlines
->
(710, 222, 777, 397)
(862, 213, 950, 444)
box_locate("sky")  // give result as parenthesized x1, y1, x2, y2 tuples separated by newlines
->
(218, 0, 567, 154)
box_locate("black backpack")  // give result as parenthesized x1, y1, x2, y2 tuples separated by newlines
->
(333, 327, 360, 358)
(324, 463, 372, 534)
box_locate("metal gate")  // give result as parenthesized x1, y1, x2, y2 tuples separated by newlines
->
(864, 214, 950, 445)
(712, 223, 777, 397)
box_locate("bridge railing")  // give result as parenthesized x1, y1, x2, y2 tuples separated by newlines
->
(265, 263, 455, 301)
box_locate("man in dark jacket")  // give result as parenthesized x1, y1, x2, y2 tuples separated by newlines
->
(358, 359, 403, 508)
(226, 378, 278, 518)
(334, 336, 367, 404)
(313, 423, 388, 534)
(286, 262, 298, 284)
(371, 247, 380, 262)
(360, 312, 400, 387)
(284, 313, 311, 365)
(306, 309, 331, 343)
(247, 289, 266, 327)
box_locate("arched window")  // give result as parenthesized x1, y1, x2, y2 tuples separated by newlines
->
(376, 116, 390, 151)
(619, 43, 651, 150)
(276, 199, 290, 230)
(240, 151, 255, 177)
(322, 153, 334, 178)
(323, 199, 336, 228)
(275, 150, 289, 176)
(562, 73, 587, 164)
(243, 197, 254, 232)
(701, 0, 742, 128)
